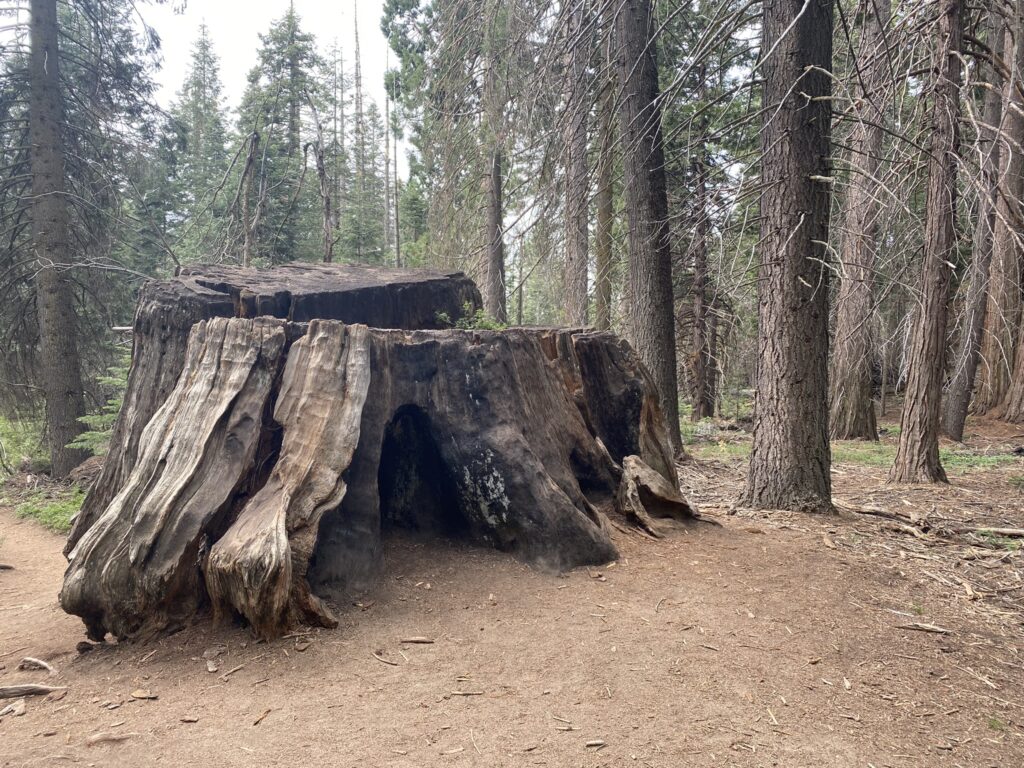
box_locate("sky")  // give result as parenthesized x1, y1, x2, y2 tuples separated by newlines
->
(142, 0, 401, 161)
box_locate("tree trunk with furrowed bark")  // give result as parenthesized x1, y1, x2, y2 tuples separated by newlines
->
(976, 2, 1024, 415)
(743, 0, 834, 512)
(889, 0, 963, 483)
(29, 0, 89, 478)
(829, 0, 891, 442)
(942, 7, 1005, 440)
(615, 0, 683, 451)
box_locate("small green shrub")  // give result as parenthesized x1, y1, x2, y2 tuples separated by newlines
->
(437, 302, 507, 331)
(11, 487, 85, 533)
(0, 416, 47, 476)
(67, 353, 129, 457)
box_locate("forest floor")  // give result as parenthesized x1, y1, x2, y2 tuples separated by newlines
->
(2, 415, 1024, 767)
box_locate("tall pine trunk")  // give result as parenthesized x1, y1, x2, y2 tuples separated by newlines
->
(977, 8, 1024, 414)
(594, 9, 615, 331)
(384, 86, 393, 262)
(829, 0, 891, 441)
(689, 152, 715, 421)
(393, 120, 402, 268)
(942, 8, 1006, 439)
(990, 3, 1024, 421)
(563, 1, 591, 327)
(615, 0, 682, 451)
(742, 0, 834, 512)
(890, 0, 963, 483)
(481, 46, 507, 323)
(29, 0, 88, 478)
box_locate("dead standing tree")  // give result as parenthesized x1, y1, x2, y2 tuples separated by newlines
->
(942, 5, 1007, 439)
(61, 264, 695, 641)
(829, 0, 892, 441)
(890, 0, 964, 483)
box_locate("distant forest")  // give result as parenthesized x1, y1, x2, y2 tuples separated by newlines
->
(4, 0, 1024, 512)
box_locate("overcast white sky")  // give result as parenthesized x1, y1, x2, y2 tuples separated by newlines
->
(144, 0, 394, 130)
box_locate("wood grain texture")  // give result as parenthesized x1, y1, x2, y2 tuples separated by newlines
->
(62, 283, 690, 641)
(61, 318, 287, 640)
(206, 321, 371, 637)
(67, 264, 480, 555)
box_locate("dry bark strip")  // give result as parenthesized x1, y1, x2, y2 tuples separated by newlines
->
(206, 321, 372, 636)
(62, 313, 695, 641)
(61, 318, 287, 641)
(617, 455, 698, 537)
(0, 684, 65, 699)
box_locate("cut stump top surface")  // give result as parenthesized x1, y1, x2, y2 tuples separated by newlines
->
(149, 262, 482, 329)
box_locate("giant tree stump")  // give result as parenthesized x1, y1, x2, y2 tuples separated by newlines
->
(61, 266, 694, 641)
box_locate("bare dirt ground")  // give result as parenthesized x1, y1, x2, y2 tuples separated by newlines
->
(2, 418, 1023, 767)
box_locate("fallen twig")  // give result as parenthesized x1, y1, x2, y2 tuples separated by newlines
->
(961, 527, 1024, 538)
(18, 657, 55, 676)
(848, 505, 1024, 546)
(0, 684, 65, 699)
(86, 731, 138, 746)
(896, 622, 952, 635)
(253, 708, 272, 726)
(219, 664, 245, 680)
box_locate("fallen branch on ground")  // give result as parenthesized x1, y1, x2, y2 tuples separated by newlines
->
(18, 657, 55, 675)
(0, 684, 66, 699)
(841, 504, 1024, 546)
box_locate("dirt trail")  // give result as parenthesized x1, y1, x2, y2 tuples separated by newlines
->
(1, 492, 1022, 766)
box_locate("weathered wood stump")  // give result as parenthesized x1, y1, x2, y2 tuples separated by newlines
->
(66, 264, 481, 555)
(61, 266, 694, 641)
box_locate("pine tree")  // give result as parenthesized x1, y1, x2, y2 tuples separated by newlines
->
(234, 4, 322, 264)
(164, 24, 229, 262)
(742, 0, 834, 511)
(615, 0, 682, 450)
(0, 0, 161, 476)
(889, 0, 964, 483)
